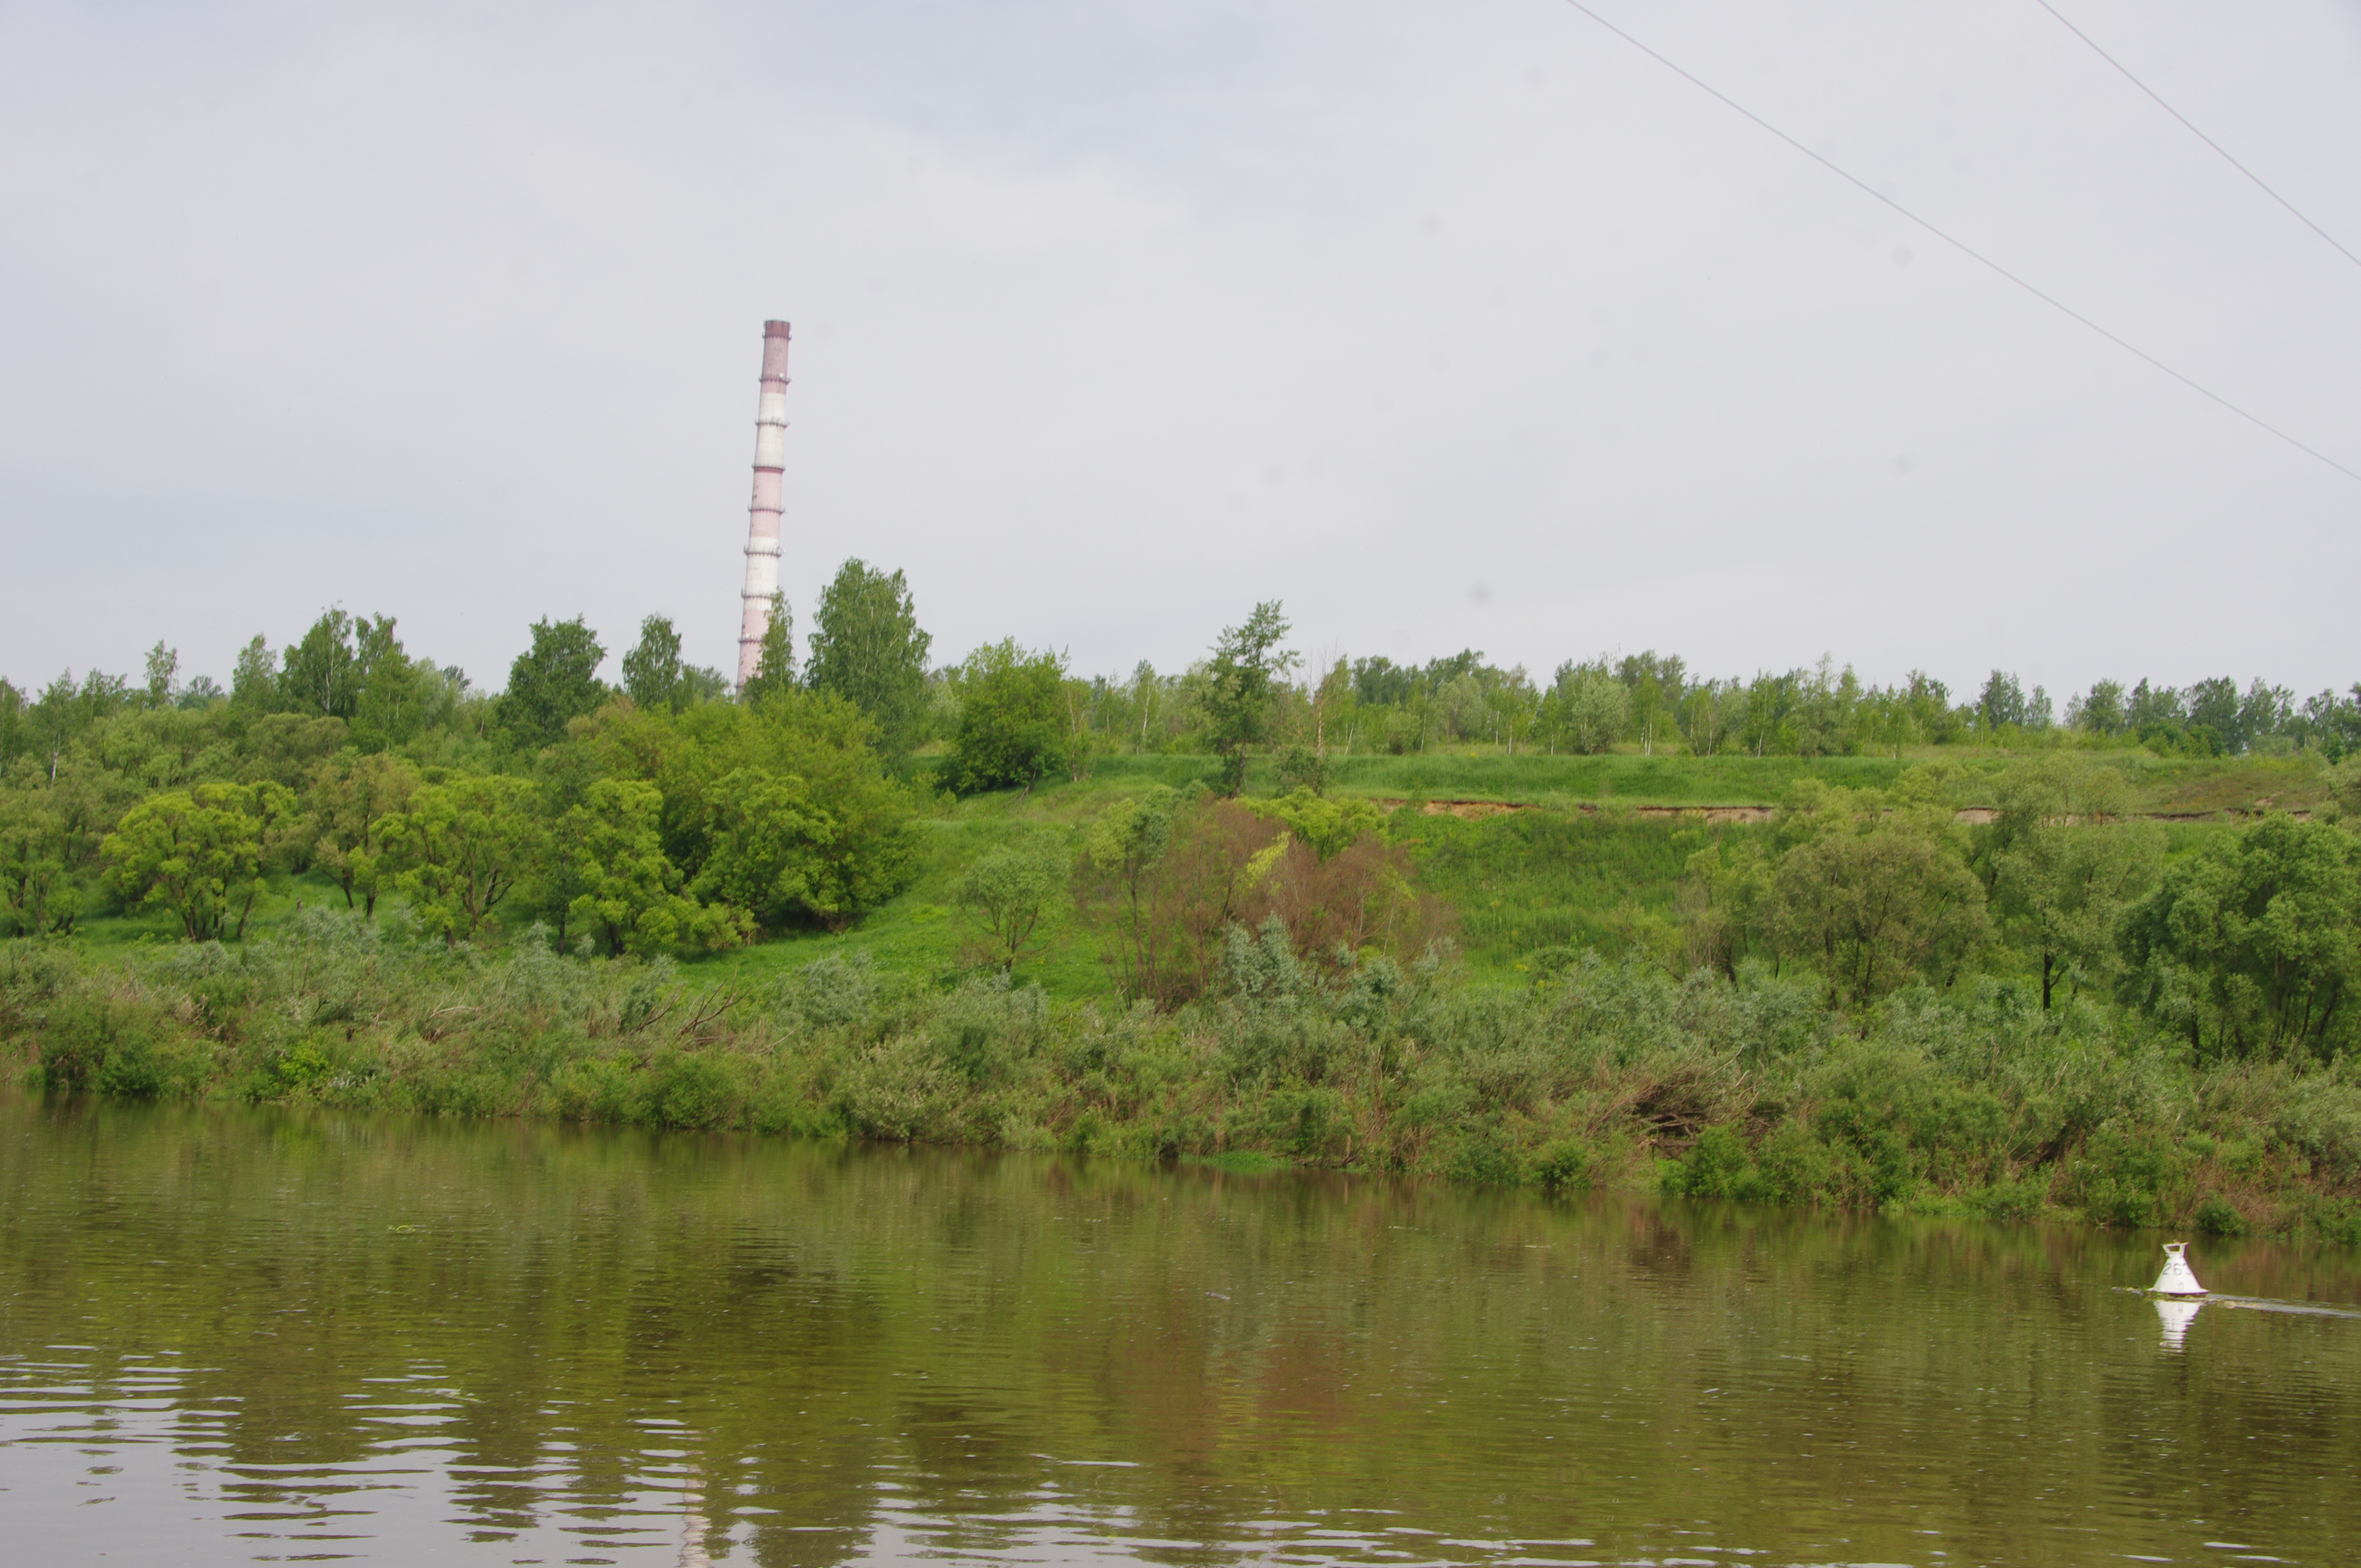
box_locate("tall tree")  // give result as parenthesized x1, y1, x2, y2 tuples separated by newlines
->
(141, 643, 178, 711)
(2069, 679, 2129, 736)
(230, 637, 278, 711)
(499, 617, 607, 749)
(1615, 651, 1686, 755)
(1203, 602, 1296, 794)
(622, 615, 688, 714)
(1539, 661, 1627, 755)
(349, 616, 429, 751)
(1977, 670, 2029, 733)
(804, 560, 932, 756)
(280, 611, 362, 718)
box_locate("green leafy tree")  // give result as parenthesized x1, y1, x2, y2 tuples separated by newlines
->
(0, 677, 26, 770)
(280, 611, 362, 718)
(0, 790, 79, 937)
(1273, 743, 1328, 795)
(235, 714, 351, 788)
(1677, 679, 1740, 756)
(1308, 657, 1355, 763)
(563, 778, 744, 956)
(230, 636, 278, 711)
(349, 617, 431, 751)
(307, 752, 420, 916)
(1765, 782, 1987, 1009)
(587, 690, 919, 932)
(1539, 661, 1627, 755)
(2069, 679, 2130, 736)
(1980, 759, 2161, 1008)
(1061, 675, 1104, 783)
(1859, 687, 1917, 759)
(101, 781, 297, 942)
(1678, 837, 1774, 981)
(740, 594, 796, 704)
(141, 643, 178, 711)
(690, 771, 847, 932)
(945, 640, 1068, 793)
(805, 560, 931, 755)
(379, 774, 544, 945)
(1615, 651, 1685, 755)
(623, 616, 690, 714)
(2119, 814, 2361, 1059)
(958, 839, 1067, 970)
(1203, 602, 1296, 794)
(1074, 787, 1179, 1001)
(1484, 667, 1539, 755)
(1260, 790, 1385, 861)
(499, 617, 607, 749)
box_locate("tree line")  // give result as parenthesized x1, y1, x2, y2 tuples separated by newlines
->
(12, 567, 2356, 781)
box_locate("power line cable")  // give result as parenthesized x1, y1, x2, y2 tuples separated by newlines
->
(1555, 0, 2361, 488)
(2033, 0, 2361, 276)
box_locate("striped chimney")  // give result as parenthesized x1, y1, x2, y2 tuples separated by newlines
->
(737, 320, 791, 688)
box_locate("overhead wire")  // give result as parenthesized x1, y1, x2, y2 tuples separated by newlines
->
(1553, 0, 2361, 488)
(2033, 0, 2361, 277)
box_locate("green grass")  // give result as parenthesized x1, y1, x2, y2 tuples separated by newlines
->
(1394, 807, 1720, 976)
(1019, 747, 2331, 814)
(1315, 751, 1918, 805)
(69, 868, 363, 961)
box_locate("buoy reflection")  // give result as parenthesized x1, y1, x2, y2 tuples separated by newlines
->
(2154, 1295, 2202, 1350)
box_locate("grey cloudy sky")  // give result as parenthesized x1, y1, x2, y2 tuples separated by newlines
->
(3, 0, 2358, 701)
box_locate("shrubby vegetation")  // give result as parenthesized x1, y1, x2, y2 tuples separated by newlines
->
(6, 906, 2360, 1242)
(6, 571, 2361, 1238)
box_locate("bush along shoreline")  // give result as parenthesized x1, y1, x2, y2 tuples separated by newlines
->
(7, 911, 2359, 1244)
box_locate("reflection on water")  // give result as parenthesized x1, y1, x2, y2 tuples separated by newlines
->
(2153, 1295, 2203, 1350)
(2, 1097, 2358, 1566)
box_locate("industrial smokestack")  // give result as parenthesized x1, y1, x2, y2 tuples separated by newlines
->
(737, 320, 791, 688)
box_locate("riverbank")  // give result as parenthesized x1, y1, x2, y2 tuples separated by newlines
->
(8, 916, 2358, 1243)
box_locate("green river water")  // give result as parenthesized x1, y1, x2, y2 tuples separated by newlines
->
(2, 1096, 2356, 1566)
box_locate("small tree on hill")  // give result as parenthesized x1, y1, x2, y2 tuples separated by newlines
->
(958, 839, 1067, 970)
(1203, 602, 1296, 795)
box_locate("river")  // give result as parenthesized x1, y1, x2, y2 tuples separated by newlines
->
(2, 1096, 2355, 1565)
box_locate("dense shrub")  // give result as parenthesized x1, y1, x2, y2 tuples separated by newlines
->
(5, 910, 2361, 1237)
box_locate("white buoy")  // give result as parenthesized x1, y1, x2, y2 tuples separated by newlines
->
(2152, 1241, 2206, 1297)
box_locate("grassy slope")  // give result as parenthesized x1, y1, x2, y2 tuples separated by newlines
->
(65, 748, 2298, 994)
(1228, 747, 2326, 813)
(773, 748, 2294, 995)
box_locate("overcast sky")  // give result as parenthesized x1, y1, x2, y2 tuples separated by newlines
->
(3, 0, 2358, 701)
